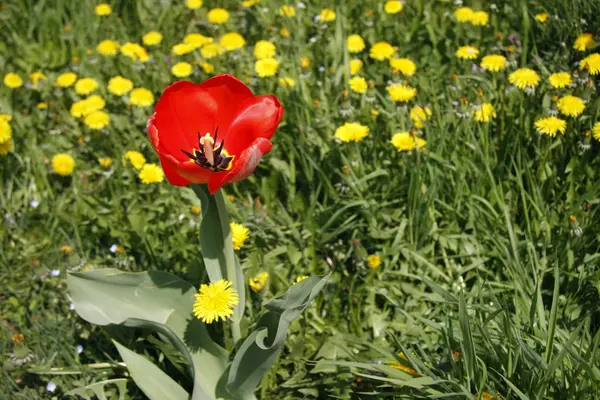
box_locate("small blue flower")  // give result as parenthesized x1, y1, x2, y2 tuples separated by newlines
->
(46, 382, 56, 392)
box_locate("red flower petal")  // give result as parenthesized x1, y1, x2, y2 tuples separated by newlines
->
(152, 75, 254, 162)
(147, 74, 283, 192)
(207, 137, 273, 194)
(158, 155, 190, 186)
(223, 95, 283, 157)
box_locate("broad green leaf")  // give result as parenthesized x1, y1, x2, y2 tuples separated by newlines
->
(113, 341, 188, 400)
(68, 269, 227, 400)
(226, 275, 330, 400)
(65, 378, 128, 400)
(192, 184, 244, 341)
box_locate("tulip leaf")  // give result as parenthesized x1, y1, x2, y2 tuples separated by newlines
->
(226, 275, 330, 399)
(192, 184, 245, 340)
(64, 378, 128, 400)
(67, 268, 228, 400)
(113, 340, 188, 400)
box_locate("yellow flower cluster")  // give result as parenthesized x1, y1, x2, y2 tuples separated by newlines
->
(454, 7, 489, 26)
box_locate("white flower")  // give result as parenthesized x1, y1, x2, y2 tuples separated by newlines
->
(46, 382, 57, 392)
(30, 200, 40, 208)
(50, 269, 60, 277)
(110, 244, 118, 253)
(76, 345, 84, 354)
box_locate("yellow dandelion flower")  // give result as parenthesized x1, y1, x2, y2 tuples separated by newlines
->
(370, 41, 395, 61)
(230, 222, 249, 250)
(387, 83, 417, 102)
(279, 5, 295, 17)
(84, 110, 110, 130)
(592, 122, 600, 141)
(83, 111, 110, 130)
(508, 68, 540, 89)
(55, 72, 77, 88)
(0, 118, 12, 143)
(574, 33, 595, 52)
(278, 77, 295, 87)
(580, 53, 600, 75)
(254, 40, 276, 59)
(29, 72, 47, 87)
(143, 31, 163, 46)
(557, 95, 585, 117)
(75, 78, 98, 95)
(12, 333, 25, 344)
(139, 163, 164, 184)
(548, 72, 572, 89)
(129, 88, 154, 107)
(171, 62, 193, 77)
(191, 205, 201, 215)
(172, 43, 195, 55)
(384, 1, 403, 14)
(199, 61, 214, 74)
(0, 139, 14, 155)
(60, 245, 74, 255)
(456, 45, 479, 60)
(482, 393, 495, 400)
(534, 116, 566, 136)
(95, 3, 111, 16)
(410, 105, 432, 128)
(98, 157, 112, 168)
(390, 58, 416, 76)
(37, 102, 47, 109)
(52, 153, 76, 176)
(125, 150, 146, 170)
(454, 7, 474, 23)
(334, 122, 369, 143)
(279, 28, 290, 38)
(295, 275, 309, 283)
(186, 0, 203, 9)
(96, 39, 119, 56)
(367, 255, 381, 269)
(108, 76, 133, 96)
(470, 11, 489, 26)
(391, 132, 426, 151)
(120, 42, 150, 62)
(201, 43, 224, 59)
(207, 8, 229, 24)
(193, 280, 239, 324)
(320, 8, 336, 22)
(249, 272, 269, 293)
(347, 34, 366, 53)
(349, 76, 368, 94)
(481, 54, 507, 72)
(4, 73, 23, 88)
(300, 56, 311, 69)
(220, 32, 246, 51)
(535, 13, 549, 23)
(255, 58, 279, 77)
(350, 59, 363, 75)
(474, 103, 496, 122)
(242, 0, 259, 7)
(184, 33, 212, 49)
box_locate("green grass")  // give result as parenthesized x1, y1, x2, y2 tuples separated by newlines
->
(2, 0, 600, 398)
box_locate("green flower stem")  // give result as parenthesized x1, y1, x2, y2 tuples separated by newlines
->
(192, 184, 243, 344)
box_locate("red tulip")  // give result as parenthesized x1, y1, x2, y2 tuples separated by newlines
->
(147, 74, 283, 194)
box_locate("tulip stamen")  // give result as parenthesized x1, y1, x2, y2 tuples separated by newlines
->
(181, 127, 234, 172)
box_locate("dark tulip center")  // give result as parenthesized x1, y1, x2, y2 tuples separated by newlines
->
(181, 127, 234, 172)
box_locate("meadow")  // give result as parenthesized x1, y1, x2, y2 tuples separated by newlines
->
(2, 0, 600, 398)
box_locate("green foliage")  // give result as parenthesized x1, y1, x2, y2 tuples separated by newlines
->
(2, 0, 600, 399)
